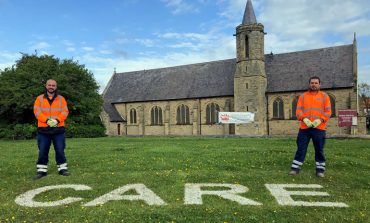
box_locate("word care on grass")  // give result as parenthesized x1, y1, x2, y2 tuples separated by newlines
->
(15, 183, 349, 208)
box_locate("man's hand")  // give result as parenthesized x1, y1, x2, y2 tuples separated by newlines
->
(303, 118, 313, 128)
(312, 119, 322, 128)
(47, 119, 58, 127)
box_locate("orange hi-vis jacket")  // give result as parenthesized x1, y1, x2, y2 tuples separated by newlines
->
(296, 91, 332, 130)
(33, 93, 69, 127)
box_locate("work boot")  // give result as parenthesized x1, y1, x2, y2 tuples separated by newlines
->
(33, 172, 47, 180)
(59, 170, 70, 176)
(316, 172, 325, 178)
(288, 169, 299, 176)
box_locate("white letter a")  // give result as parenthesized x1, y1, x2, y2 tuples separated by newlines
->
(84, 184, 166, 206)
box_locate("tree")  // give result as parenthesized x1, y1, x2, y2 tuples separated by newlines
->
(0, 54, 104, 138)
(358, 83, 370, 115)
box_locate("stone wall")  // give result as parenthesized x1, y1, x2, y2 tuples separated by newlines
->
(266, 88, 367, 135)
(269, 117, 367, 136)
(102, 89, 367, 136)
(100, 110, 124, 136)
(104, 97, 234, 136)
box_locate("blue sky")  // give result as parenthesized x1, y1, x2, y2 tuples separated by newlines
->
(0, 0, 369, 92)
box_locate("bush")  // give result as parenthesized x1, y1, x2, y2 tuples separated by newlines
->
(65, 123, 106, 138)
(0, 123, 106, 139)
(0, 123, 37, 140)
(13, 124, 37, 139)
(0, 125, 14, 139)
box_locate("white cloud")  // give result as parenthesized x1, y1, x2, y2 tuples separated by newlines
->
(76, 54, 167, 91)
(0, 51, 19, 71)
(160, 32, 182, 39)
(156, 30, 224, 52)
(359, 64, 370, 84)
(30, 41, 51, 50)
(81, 47, 94, 52)
(62, 40, 74, 46)
(66, 47, 76, 52)
(134, 38, 155, 47)
(218, 0, 253, 21)
(99, 50, 112, 55)
(39, 50, 49, 55)
(161, 0, 199, 15)
(159, 32, 211, 41)
(336, 19, 370, 37)
(76, 31, 235, 92)
(259, 0, 370, 48)
(115, 38, 128, 45)
(215, 0, 370, 53)
(265, 33, 328, 54)
(168, 42, 197, 49)
(112, 27, 126, 35)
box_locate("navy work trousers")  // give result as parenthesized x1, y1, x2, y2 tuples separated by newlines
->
(37, 132, 67, 165)
(292, 128, 326, 172)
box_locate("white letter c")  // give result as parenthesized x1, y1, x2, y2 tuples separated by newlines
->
(15, 184, 92, 207)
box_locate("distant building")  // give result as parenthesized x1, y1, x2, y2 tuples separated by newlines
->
(101, 0, 366, 136)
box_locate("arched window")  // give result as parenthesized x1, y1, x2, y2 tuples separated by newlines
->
(328, 95, 336, 117)
(177, 104, 190, 125)
(273, 98, 284, 119)
(130, 108, 137, 124)
(206, 103, 220, 124)
(151, 106, 162, 125)
(245, 35, 249, 58)
(291, 96, 299, 119)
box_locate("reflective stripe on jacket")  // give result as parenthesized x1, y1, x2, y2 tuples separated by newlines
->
(296, 91, 331, 130)
(33, 94, 69, 127)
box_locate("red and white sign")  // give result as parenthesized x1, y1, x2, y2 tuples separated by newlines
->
(218, 112, 255, 124)
(338, 110, 357, 127)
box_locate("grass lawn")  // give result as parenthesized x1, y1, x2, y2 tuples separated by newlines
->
(0, 136, 369, 222)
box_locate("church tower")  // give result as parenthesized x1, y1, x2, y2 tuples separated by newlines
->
(234, 0, 267, 135)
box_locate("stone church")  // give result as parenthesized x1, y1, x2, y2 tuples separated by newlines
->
(101, 0, 366, 136)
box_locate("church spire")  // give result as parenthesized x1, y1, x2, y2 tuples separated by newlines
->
(242, 0, 257, 25)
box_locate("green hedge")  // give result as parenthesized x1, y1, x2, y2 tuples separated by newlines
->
(0, 124, 36, 140)
(65, 123, 106, 138)
(0, 123, 106, 139)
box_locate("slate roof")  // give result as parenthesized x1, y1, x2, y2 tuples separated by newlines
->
(266, 44, 354, 92)
(102, 44, 354, 122)
(102, 101, 124, 122)
(103, 59, 236, 103)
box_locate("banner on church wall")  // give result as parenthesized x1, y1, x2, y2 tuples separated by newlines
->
(218, 112, 255, 124)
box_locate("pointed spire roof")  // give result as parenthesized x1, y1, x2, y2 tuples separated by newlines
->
(242, 0, 257, 25)
(353, 32, 357, 43)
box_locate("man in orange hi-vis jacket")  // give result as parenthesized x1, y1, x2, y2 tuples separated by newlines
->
(33, 79, 69, 179)
(289, 76, 332, 178)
